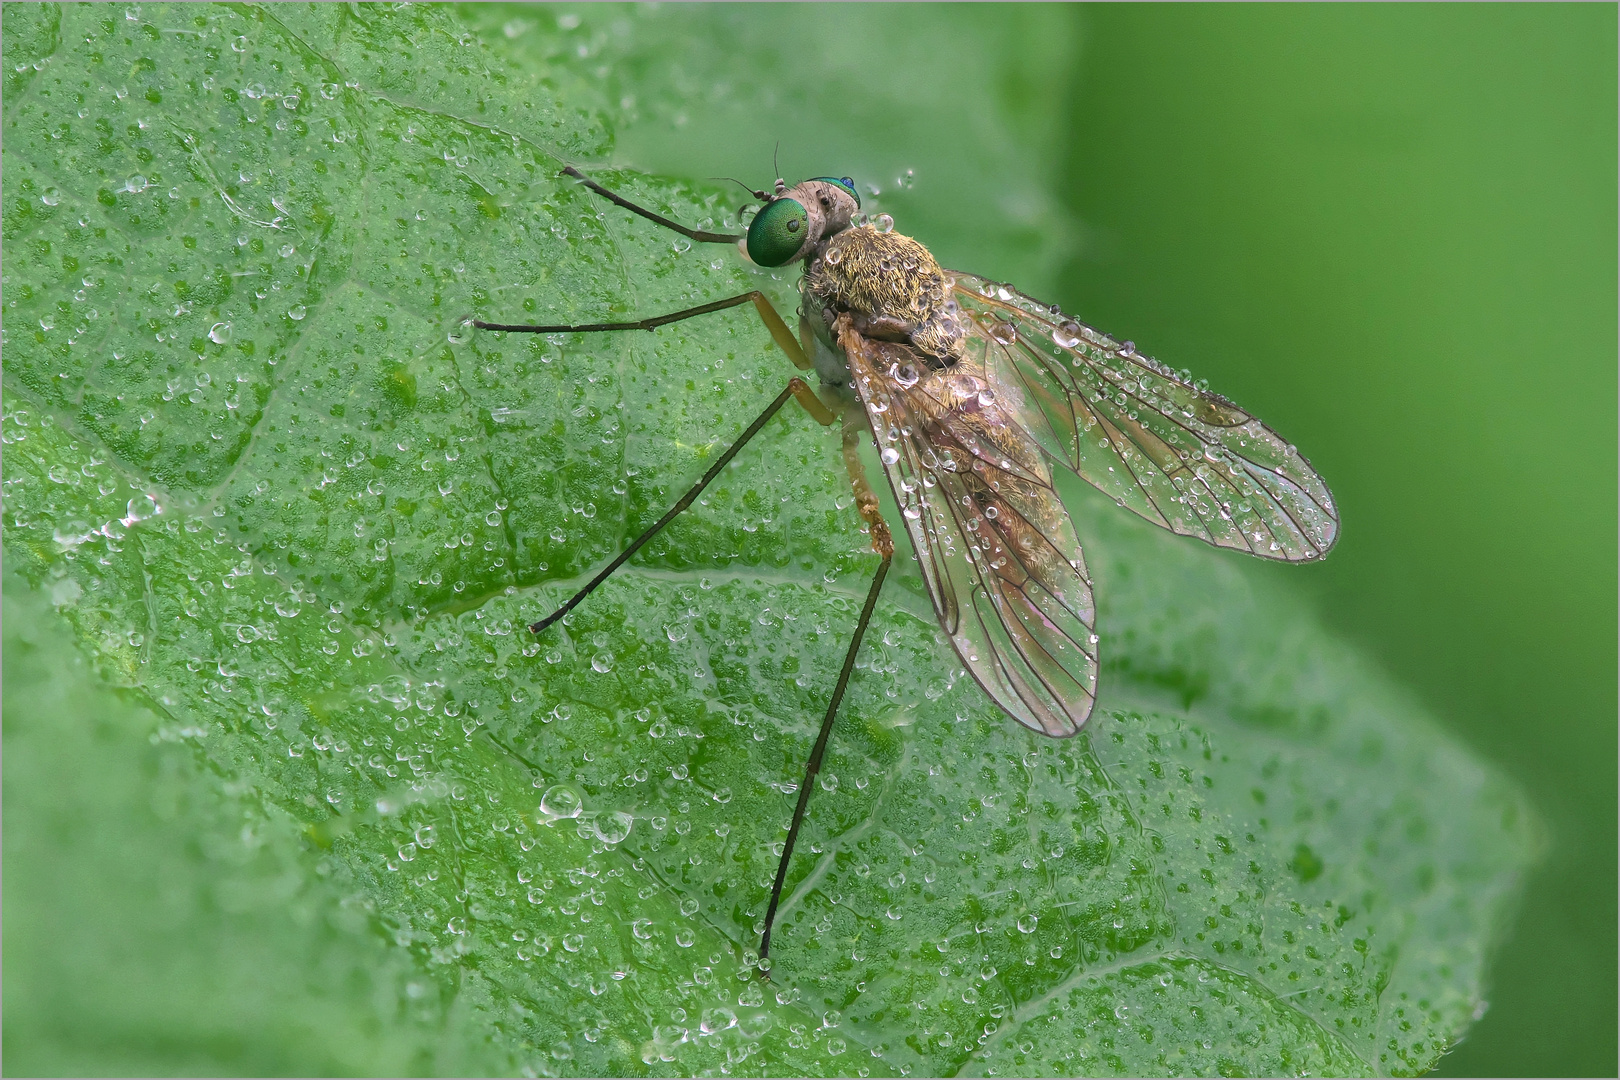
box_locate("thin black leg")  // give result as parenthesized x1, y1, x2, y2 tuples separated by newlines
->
(562, 165, 743, 244)
(759, 550, 892, 967)
(478, 289, 812, 372)
(529, 379, 808, 635)
(474, 291, 761, 336)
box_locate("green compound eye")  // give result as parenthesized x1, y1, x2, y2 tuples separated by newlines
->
(746, 198, 809, 267)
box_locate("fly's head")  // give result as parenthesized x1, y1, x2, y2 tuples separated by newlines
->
(745, 176, 861, 267)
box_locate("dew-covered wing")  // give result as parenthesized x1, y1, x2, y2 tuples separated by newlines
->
(837, 319, 1097, 737)
(945, 271, 1338, 562)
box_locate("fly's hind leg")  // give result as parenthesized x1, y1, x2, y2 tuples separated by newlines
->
(756, 395, 897, 970)
(841, 402, 896, 558)
(759, 493, 891, 970)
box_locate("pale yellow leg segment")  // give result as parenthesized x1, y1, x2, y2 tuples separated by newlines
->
(787, 377, 836, 427)
(751, 293, 811, 371)
(841, 406, 896, 559)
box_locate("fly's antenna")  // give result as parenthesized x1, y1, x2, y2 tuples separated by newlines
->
(711, 176, 771, 222)
(772, 142, 786, 195)
(712, 176, 769, 201)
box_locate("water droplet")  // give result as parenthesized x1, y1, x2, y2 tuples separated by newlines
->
(1053, 321, 1082, 348)
(977, 389, 997, 408)
(674, 928, 695, 948)
(208, 321, 232, 345)
(700, 1007, 737, 1035)
(989, 321, 1017, 345)
(889, 362, 919, 389)
(592, 810, 633, 844)
(1016, 913, 1039, 934)
(539, 785, 583, 820)
(881, 447, 900, 465)
(874, 214, 894, 233)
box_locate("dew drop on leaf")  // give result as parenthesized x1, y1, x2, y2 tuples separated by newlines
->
(539, 785, 583, 820)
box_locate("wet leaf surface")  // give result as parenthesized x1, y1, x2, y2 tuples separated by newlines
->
(3, 5, 1538, 1075)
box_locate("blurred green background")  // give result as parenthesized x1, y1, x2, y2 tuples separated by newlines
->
(5, 3, 1613, 1076)
(1059, 9, 1616, 1076)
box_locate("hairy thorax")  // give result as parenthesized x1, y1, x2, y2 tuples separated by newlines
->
(803, 226, 968, 366)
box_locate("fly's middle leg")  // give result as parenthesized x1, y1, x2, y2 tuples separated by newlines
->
(528, 376, 827, 634)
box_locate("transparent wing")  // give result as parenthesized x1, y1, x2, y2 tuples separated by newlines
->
(839, 321, 1097, 737)
(946, 271, 1338, 562)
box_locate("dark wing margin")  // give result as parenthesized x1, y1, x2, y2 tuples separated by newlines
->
(947, 271, 1339, 562)
(838, 321, 1097, 737)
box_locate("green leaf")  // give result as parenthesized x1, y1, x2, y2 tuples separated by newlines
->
(2, 4, 1539, 1076)
(2, 570, 521, 1076)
